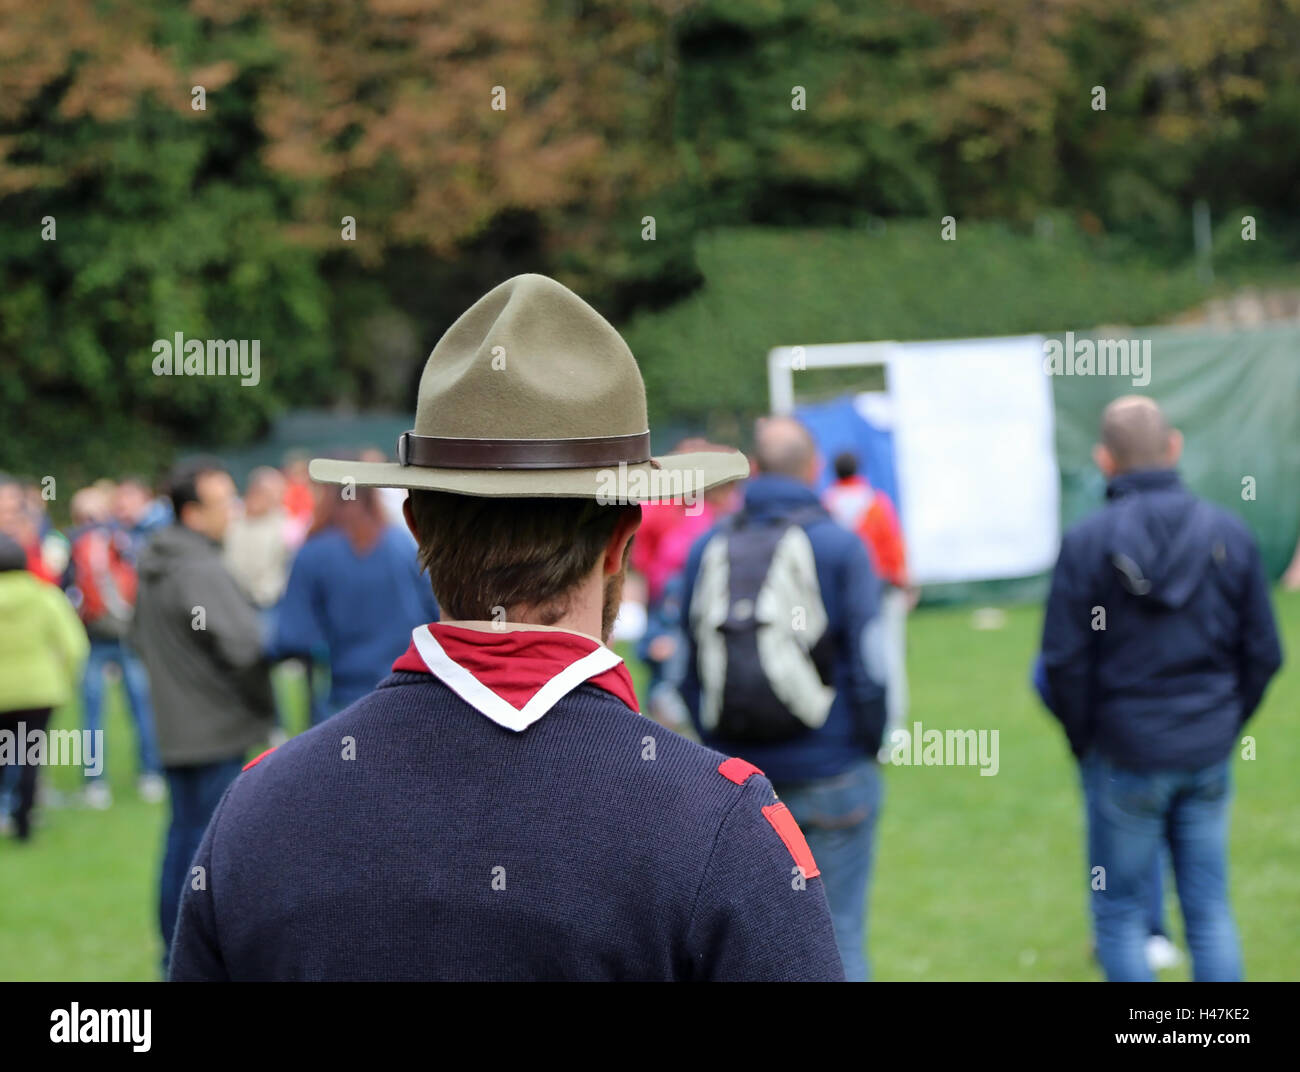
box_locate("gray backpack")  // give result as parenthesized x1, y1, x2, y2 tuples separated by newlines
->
(689, 507, 836, 742)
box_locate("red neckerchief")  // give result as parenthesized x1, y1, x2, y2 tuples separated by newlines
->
(392, 622, 639, 732)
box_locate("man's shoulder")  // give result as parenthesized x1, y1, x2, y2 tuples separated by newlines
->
(805, 511, 859, 549)
(522, 682, 783, 830)
(584, 692, 774, 793)
(1072, 491, 1255, 544)
(1195, 499, 1256, 544)
(538, 699, 795, 879)
(293, 530, 342, 563)
(214, 704, 369, 820)
(1063, 501, 1115, 542)
(223, 677, 775, 839)
(798, 511, 869, 576)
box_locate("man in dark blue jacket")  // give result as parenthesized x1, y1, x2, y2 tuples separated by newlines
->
(1040, 396, 1283, 982)
(679, 416, 888, 980)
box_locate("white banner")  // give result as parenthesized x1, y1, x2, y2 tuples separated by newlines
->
(887, 336, 1059, 584)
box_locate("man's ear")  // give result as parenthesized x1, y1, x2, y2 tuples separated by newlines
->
(804, 451, 822, 487)
(1167, 429, 1184, 466)
(1092, 443, 1117, 478)
(402, 496, 419, 542)
(603, 505, 642, 576)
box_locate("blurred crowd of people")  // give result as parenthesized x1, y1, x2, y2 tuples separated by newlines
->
(0, 450, 441, 966)
(7, 399, 1282, 983)
(0, 434, 914, 972)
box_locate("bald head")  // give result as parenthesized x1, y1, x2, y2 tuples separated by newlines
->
(1097, 396, 1179, 475)
(754, 416, 818, 483)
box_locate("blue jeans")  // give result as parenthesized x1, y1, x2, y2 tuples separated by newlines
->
(771, 756, 882, 981)
(1081, 751, 1242, 982)
(159, 757, 244, 966)
(1148, 847, 1168, 937)
(1086, 775, 1169, 938)
(82, 638, 161, 778)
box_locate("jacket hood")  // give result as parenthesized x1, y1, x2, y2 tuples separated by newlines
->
(741, 473, 824, 518)
(138, 524, 219, 580)
(1105, 469, 1215, 609)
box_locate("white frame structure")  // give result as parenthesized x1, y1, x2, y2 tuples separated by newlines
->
(767, 341, 902, 415)
(766, 335, 1060, 585)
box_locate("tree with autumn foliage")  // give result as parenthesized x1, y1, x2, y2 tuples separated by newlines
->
(3, 0, 1299, 481)
(0, 0, 689, 480)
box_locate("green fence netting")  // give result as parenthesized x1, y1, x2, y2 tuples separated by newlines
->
(1051, 323, 1300, 581)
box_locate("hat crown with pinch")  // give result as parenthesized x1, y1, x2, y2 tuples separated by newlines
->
(309, 273, 748, 498)
(409, 274, 648, 457)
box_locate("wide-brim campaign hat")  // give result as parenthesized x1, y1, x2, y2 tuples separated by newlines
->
(310, 273, 749, 500)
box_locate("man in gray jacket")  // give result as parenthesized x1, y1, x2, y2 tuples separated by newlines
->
(131, 458, 274, 967)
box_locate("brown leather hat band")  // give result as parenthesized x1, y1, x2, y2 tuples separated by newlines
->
(397, 430, 652, 470)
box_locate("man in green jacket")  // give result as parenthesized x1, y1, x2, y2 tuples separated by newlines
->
(131, 458, 274, 967)
(0, 533, 90, 840)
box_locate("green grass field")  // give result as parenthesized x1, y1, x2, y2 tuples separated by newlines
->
(4, 594, 1297, 981)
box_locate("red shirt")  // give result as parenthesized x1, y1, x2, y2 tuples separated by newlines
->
(823, 476, 908, 587)
(24, 541, 55, 584)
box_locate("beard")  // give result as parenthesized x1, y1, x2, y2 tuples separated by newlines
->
(600, 528, 636, 644)
(600, 563, 628, 645)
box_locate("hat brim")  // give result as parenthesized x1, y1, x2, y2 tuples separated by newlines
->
(308, 449, 750, 501)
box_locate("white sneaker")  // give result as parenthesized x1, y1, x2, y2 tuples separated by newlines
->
(84, 782, 112, 810)
(137, 773, 166, 804)
(1145, 934, 1182, 971)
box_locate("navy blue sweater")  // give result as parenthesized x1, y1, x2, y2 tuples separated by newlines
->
(168, 667, 844, 981)
(678, 474, 887, 782)
(1040, 468, 1283, 771)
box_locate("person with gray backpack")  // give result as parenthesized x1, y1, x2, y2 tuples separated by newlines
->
(679, 415, 890, 980)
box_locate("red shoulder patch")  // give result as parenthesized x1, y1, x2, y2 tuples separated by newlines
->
(762, 802, 821, 879)
(242, 746, 277, 772)
(718, 757, 763, 785)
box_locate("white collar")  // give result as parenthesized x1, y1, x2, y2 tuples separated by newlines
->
(409, 625, 625, 733)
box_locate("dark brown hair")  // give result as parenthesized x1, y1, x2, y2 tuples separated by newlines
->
(407, 490, 638, 622)
(166, 456, 228, 518)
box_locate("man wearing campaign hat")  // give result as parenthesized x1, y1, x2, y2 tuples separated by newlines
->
(169, 274, 844, 981)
